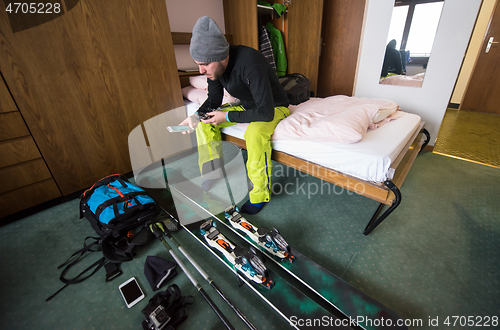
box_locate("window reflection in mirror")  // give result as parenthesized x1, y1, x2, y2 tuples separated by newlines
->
(380, 0, 444, 88)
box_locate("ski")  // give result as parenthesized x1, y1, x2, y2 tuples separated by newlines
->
(166, 185, 408, 330)
(182, 218, 351, 330)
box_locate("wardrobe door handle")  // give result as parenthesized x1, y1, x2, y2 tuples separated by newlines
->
(485, 37, 499, 53)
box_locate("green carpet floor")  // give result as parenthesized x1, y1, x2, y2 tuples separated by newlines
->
(0, 151, 499, 329)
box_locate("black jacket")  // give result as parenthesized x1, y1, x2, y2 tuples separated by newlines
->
(198, 45, 289, 123)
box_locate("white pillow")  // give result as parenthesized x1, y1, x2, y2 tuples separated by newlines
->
(182, 86, 209, 105)
(182, 86, 238, 105)
(189, 75, 209, 90)
(188, 75, 236, 101)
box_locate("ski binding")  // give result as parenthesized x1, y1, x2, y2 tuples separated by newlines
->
(224, 206, 295, 263)
(200, 220, 274, 290)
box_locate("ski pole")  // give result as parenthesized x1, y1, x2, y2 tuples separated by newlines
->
(155, 216, 257, 330)
(149, 224, 235, 330)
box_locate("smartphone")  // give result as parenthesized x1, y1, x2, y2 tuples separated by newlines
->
(119, 277, 145, 308)
(167, 125, 192, 133)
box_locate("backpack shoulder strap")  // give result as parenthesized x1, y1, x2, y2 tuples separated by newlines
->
(46, 237, 106, 301)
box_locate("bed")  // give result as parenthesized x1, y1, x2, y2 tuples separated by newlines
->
(181, 78, 429, 235)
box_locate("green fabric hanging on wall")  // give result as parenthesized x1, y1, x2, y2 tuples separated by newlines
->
(266, 22, 287, 77)
(257, 1, 288, 17)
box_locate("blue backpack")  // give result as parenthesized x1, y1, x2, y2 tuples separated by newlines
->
(80, 174, 159, 238)
(47, 174, 160, 301)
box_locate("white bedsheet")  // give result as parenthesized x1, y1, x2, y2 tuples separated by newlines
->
(184, 100, 421, 183)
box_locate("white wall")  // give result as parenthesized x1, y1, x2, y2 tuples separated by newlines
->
(165, 0, 225, 32)
(354, 0, 482, 145)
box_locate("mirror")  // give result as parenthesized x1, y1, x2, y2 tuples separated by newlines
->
(379, 0, 444, 87)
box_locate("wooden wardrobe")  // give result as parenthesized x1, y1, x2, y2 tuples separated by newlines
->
(223, 0, 324, 95)
(317, 0, 366, 97)
(0, 0, 183, 218)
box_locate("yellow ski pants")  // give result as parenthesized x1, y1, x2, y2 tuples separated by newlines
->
(196, 105, 289, 203)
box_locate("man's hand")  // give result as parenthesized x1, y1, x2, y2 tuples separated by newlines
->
(201, 111, 227, 126)
(178, 114, 199, 134)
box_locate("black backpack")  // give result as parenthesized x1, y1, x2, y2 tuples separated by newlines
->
(279, 73, 310, 105)
(47, 174, 160, 301)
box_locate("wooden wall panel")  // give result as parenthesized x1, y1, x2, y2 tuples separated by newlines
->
(223, 0, 258, 49)
(286, 0, 324, 95)
(0, 179, 61, 218)
(0, 112, 30, 141)
(317, 0, 366, 97)
(0, 0, 183, 195)
(0, 158, 52, 194)
(0, 137, 41, 168)
(0, 77, 17, 113)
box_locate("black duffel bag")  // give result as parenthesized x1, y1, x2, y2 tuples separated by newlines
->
(279, 73, 310, 105)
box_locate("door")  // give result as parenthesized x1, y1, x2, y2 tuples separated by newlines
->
(461, 0, 500, 114)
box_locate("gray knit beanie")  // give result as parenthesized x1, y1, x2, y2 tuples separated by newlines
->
(190, 16, 229, 63)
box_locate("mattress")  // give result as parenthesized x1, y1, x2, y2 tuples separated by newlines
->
(183, 100, 421, 183)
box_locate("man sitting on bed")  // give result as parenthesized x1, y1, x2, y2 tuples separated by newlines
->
(179, 16, 289, 214)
